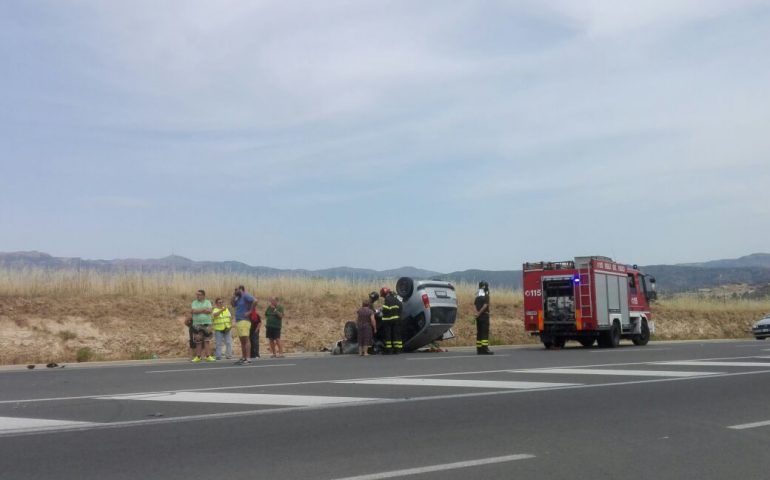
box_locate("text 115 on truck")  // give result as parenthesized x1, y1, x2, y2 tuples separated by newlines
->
(523, 256, 657, 349)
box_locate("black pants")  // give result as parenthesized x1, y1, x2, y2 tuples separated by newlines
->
(249, 323, 260, 358)
(381, 320, 402, 351)
(476, 316, 490, 350)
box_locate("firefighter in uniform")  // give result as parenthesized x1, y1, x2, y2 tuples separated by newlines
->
(379, 287, 403, 354)
(474, 281, 494, 355)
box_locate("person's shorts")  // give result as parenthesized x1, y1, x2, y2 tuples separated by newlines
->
(236, 320, 251, 337)
(191, 324, 213, 343)
(266, 326, 281, 340)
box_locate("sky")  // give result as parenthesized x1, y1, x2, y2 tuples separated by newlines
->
(1, 0, 769, 272)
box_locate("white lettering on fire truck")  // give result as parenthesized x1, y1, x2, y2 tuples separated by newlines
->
(524, 289, 542, 297)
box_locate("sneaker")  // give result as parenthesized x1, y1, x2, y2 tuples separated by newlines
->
(191, 356, 201, 363)
(205, 355, 216, 362)
(241, 359, 251, 365)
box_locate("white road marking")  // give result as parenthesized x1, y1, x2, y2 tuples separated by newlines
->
(328, 453, 535, 480)
(656, 361, 770, 367)
(590, 348, 671, 353)
(146, 364, 295, 374)
(0, 416, 99, 434)
(5, 368, 770, 439)
(407, 355, 509, 361)
(728, 420, 770, 430)
(99, 391, 380, 406)
(517, 368, 721, 377)
(335, 378, 578, 389)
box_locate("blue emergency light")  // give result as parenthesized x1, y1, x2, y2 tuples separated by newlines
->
(573, 276, 580, 284)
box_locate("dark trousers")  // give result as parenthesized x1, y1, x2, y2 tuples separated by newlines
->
(381, 320, 402, 351)
(476, 316, 490, 350)
(249, 323, 260, 358)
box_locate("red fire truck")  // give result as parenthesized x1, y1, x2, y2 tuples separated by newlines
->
(523, 256, 657, 349)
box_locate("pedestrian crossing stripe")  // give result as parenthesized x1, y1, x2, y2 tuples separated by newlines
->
(516, 368, 722, 377)
(656, 361, 770, 368)
(334, 378, 578, 389)
(0, 416, 99, 434)
(98, 392, 381, 406)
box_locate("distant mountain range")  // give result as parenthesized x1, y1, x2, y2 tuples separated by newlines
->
(2, 251, 770, 293)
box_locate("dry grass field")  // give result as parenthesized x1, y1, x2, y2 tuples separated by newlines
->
(0, 269, 768, 365)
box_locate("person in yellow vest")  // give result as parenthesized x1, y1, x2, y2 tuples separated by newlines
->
(212, 297, 234, 360)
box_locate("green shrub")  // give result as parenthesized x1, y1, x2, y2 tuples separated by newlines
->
(58, 331, 77, 341)
(76, 347, 94, 363)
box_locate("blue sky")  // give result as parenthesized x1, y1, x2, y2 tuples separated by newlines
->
(1, 0, 769, 271)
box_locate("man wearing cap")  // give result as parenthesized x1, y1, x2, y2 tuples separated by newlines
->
(474, 281, 494, 355)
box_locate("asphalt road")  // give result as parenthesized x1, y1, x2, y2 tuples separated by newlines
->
(3, 340, 770, 480)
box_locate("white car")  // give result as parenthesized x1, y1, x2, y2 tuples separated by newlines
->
(752, 314, 770, 340)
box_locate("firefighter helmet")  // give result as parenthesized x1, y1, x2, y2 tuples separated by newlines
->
(379, 287, 391, 297)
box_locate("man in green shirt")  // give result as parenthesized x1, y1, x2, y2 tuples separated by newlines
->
(265, 297, 285, 358)
(190, 289, 215, 363)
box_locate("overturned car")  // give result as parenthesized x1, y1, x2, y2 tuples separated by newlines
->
(332, 277, 458, 354)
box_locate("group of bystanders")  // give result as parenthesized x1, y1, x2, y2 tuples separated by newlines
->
(186, 286, 285, 364)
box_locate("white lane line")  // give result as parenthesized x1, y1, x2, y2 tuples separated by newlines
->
(4, 355, 768, 405)
(98, 391, 380, 406)
(407, 355, 509, 361)
(329, 453, 535, 480)
(146, 364, 295, 374)
(728, 420, 770, 430)
(590, 348, 671, 353)
(517, 368, 721, 378)
(335, 378, 578, 389)
(656, 361, 770, 367)
(0, 416, 99, 434)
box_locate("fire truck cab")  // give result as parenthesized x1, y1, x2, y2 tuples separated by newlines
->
(523, 256, 657, 349)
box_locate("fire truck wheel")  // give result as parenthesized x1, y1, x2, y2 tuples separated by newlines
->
(579, 338, 595, 348)
(552, 337, 566, 348)
(542, 338, 554, 349)
(609, 321, 621, 347)
(598, 322, 621, 348)
(343, 321, 358, 342)
(632, 320, 650, 346)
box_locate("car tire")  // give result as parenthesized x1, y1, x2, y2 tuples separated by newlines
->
(396, 277, 414, 300)
(632, 320, 650, 346)
(343, 321, 357, 342)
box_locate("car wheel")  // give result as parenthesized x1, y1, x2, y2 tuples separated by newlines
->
(632, 320, 650, 346)
(396, 277, 414, 300)
(343, 321, 357, 342)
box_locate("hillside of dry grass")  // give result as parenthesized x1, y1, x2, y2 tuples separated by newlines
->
(0, 269, 768, 365)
